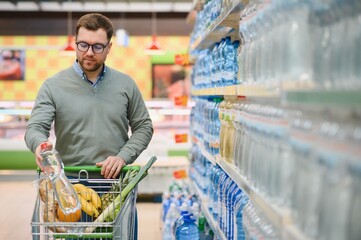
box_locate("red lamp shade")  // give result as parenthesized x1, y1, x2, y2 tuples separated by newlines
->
(144, 35, 164, 55)
(63, 35, 75, 52)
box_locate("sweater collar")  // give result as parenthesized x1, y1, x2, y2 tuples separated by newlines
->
(73, 60, 107, 88)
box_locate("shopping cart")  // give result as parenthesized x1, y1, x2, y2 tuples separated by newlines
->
(31, 165, 140, 240)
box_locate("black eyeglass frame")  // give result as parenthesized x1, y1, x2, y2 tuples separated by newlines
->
(75, 41, 110, 54)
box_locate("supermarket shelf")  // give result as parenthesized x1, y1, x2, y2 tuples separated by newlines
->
(285, 225, 311, 240)
(237, 84, 280, 98)
(0, 109, 32, 115)
(195, 141, 217, 165)
(191, 84, 280, 98)
(191, 85, 237, 96)
(153, 121, 190, 129)
(283, 89, 361, 107)
(215, 155, 293, 231)
(189, 180, 226, 240)
(190, 0, 247, 51)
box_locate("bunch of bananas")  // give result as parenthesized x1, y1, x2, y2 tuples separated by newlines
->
(73, 183, 102, 218)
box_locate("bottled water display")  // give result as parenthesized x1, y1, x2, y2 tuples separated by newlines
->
(191, 0, 361, 91)
(192, 38, 241, 89)
(237, 0, 361, 90)
(190, 143, 251, 240)
(188, 0, 361, 239)
(289, 113, 361, 240)
(189, 98, 361, 240)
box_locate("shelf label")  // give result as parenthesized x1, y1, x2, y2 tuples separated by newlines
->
(175, 133, 188, 143)
(174, 96, 188, 106)
(173, 169, 187, 179)
(175, 54, 191, 66)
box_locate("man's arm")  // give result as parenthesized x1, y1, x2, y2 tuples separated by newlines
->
(117, 83, 154, 164)
(24, 83, 55, 153)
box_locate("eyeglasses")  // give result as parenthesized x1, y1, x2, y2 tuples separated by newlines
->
(76, 41, 109, 54)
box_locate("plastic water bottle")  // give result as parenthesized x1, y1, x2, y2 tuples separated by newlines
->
(174, 203, 190, 234)
(233, 40, 240, 85)
(175, 213, 200, 240)
(162, 192, 172, 222)
(212, 166, 222, 221)
(211, 42, 220, 87)
(190, 202, 200, 224)
(233, 193, 249, 240)
(40, 143, 81, 215)
(223, 37, 235, 85)
(163, 203, 180, 240)
(198, 214, 207, 240)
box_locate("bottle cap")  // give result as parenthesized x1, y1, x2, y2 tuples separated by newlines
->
(40, 142, 48, 151)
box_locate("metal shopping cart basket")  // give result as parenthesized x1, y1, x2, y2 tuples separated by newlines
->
(31, 165, 140, 240)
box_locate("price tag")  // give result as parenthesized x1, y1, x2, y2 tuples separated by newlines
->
(174, 96, 188, 106)
(173, 169, 187, 179)
(174, 133, 188, 143)
(175, 54, 190, 66)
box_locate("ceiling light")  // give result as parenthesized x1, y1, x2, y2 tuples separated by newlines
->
(172, 2, 193, 12)
(0, 1, 15, 11)
(145, 5, 164, 55)
(17, 1, 39, 11)
(40, 2, 61, 11)
(84, 2, 106, 11)
(145, 35, 164, 55)
(60, 9, 75, 56)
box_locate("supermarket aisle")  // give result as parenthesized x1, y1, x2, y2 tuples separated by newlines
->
(0, 171, 162, 240)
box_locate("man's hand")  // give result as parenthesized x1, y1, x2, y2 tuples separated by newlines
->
(96, 156, 126, 179)
(35, 141, 53, 172)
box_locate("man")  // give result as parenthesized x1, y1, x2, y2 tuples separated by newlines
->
(25, 13, 153, 179)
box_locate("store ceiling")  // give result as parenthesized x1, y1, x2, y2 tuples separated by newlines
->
(0, 0, 195, 12)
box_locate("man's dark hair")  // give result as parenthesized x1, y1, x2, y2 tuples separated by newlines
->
(76, 13, 113, 41)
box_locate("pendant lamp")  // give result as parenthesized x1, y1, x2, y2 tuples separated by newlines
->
(60, 10, 75, 56)
(145, 5, 164, 55)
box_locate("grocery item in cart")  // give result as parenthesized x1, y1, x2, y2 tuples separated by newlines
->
(38, 178, 68, 233)
(39, 142, 81, 215)
(85, 156, 157, 233)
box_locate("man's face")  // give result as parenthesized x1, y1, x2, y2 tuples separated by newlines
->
(76, 27, 112, 73)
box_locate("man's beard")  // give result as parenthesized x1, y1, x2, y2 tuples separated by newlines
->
(80, 58, 101, 72)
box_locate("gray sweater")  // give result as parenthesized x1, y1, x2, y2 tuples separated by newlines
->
(25, 66, 153, 166)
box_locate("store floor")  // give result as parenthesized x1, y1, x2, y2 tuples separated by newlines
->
(0, 171, 162, 240)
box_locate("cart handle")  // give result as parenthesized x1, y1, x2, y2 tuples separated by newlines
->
(63, 165, 140, 173)
(36, 165, 140, 174)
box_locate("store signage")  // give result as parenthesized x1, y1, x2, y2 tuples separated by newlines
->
(174, 53, 190, 66)
(173, 169, 187, 179)
(174, 133, 188, 143)
(174, 96, 188, 106)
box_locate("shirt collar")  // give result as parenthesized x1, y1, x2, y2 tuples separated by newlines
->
(73, 60, 107, 87)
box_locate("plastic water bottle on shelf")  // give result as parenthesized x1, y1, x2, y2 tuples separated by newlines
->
(212, 166, 222, 221)
(233, 40, 241, 85)
(217, 38, 227, 87)
(233, 192, 249, 240)
(224, 100, 236, 164)
(39, 143, 81, 215)
(211, 42, 220, 87)
(190, 202, 200, 224)
(163, 203, 180, 240)
(222, 37, 236, 86)
(162, 192, 172, 222)
(175, 213, 200, 240)
(174, 203, 190, 233)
